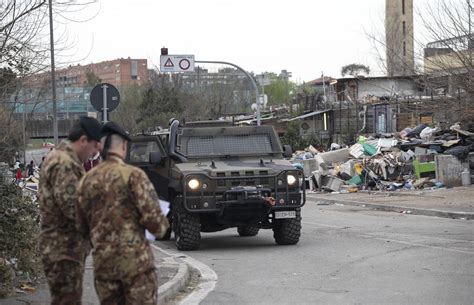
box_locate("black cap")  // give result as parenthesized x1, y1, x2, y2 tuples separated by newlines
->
(79, 116, 102, 141)
(102, 121, 131, 142)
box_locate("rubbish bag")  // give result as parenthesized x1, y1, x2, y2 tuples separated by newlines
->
(339, 172, 352, 181)
(444, 145, 471, 160)
(330, 143, 341, 150)
(406, 124, 427, 138)
(420, 127, 438, 141)
(399, 127, 412, 139)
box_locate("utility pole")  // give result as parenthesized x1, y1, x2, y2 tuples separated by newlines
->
(48, 0, 58, 146)
(469, 0, 472, 35)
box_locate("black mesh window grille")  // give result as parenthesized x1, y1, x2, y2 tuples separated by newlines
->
(186, 134, 273, 156)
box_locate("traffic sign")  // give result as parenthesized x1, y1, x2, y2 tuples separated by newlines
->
(256, 73, 271, 86)
(160, 55, 195, 72)
(90, 83, 120, 122)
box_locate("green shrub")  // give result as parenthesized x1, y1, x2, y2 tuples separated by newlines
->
(0, 179, 41, 297)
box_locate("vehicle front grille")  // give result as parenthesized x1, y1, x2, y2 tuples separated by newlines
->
(220, 201, 271, 222)
(214, 170, 270, 189)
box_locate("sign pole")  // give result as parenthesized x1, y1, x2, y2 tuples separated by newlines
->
(102, 84, 108, 123)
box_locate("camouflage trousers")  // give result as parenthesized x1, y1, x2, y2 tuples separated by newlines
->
(42, 259, 84, 305)
(94, 269, 158, 305)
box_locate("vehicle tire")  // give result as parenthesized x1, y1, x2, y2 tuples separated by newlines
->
(237, 226, 259, 237)
(174, 204, 201, 250)
(272, 208, 301, 245)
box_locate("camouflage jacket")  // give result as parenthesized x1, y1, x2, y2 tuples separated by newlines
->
(77, 153, 169, 279)
(38, 140, 88, 263)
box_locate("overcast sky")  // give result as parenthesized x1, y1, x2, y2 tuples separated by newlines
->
(60, 0, 432, 83)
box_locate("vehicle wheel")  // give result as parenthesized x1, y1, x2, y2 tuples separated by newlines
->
(237, 226, 259, 236)
(272, 208, 301, 245)
(174, 204, 201, 250)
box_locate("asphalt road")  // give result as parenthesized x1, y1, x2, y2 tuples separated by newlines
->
(157, 200, 474, 305)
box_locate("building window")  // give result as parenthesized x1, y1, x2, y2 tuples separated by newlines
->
(131, 60, 138, 80)
(403, 41, 406, 56)
(402, 0, 405, 15)
(402, 21, 406, 37)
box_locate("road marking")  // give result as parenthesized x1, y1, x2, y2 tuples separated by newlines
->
(366, 231, 474, 244)
(152, 244, 218, 304)
(367, 236, 474, 255)
(302, 221, 341, 229)
(302, 221, 474, 254)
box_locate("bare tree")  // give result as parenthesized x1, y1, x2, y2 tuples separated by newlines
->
(366, 0, 474, 124)
(0, 0, 98, 161)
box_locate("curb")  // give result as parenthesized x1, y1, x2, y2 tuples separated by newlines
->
(157, 255, 190, 305)
(152, 244, 218, 305)
(307, 195, 474, 220)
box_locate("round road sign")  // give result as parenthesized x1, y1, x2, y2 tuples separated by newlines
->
(90, 83, 120, 112)
(179, 59, 191, 70)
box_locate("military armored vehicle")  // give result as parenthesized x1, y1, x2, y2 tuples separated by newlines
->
(127, 119, 305, 250)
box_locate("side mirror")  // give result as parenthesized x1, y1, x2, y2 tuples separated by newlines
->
(149, 152, 162, 165)
(283, 145, 293, 158)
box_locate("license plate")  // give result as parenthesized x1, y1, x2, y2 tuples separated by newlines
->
(274, 211, 296, 219)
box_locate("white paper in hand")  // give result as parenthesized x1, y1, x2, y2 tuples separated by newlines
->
(145, 200, 170, 241)
(159, 199, 170, 216)
(145, 229, 156, 241)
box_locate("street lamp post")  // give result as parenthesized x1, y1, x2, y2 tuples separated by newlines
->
(48, 0, 58, 146)
(195, 60, 261, 125)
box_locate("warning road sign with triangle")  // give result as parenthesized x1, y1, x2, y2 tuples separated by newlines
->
(164, 58, 174, 67)
(160, 54, 195, 72)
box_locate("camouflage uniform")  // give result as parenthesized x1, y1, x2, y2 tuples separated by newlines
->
(77, 153, 169, 305)
(38, 141, 89, 305)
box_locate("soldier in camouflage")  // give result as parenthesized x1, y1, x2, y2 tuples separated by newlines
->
(77, 121, 170, 305)
(38, 116, 102, 305)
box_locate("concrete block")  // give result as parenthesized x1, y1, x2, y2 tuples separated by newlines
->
(435, 155, 467, 187)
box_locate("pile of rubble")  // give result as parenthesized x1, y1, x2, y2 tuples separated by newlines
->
(292, 123, 474, 193)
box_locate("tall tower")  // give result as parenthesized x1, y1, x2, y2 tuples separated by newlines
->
(385, 0, 414, 76)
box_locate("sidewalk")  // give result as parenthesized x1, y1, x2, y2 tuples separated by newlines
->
(307, 185, 474, 220)
(0, 246, 190, 305)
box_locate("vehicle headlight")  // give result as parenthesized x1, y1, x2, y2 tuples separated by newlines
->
(188, 179, 200, 190)
(287, 174, 297, 185)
